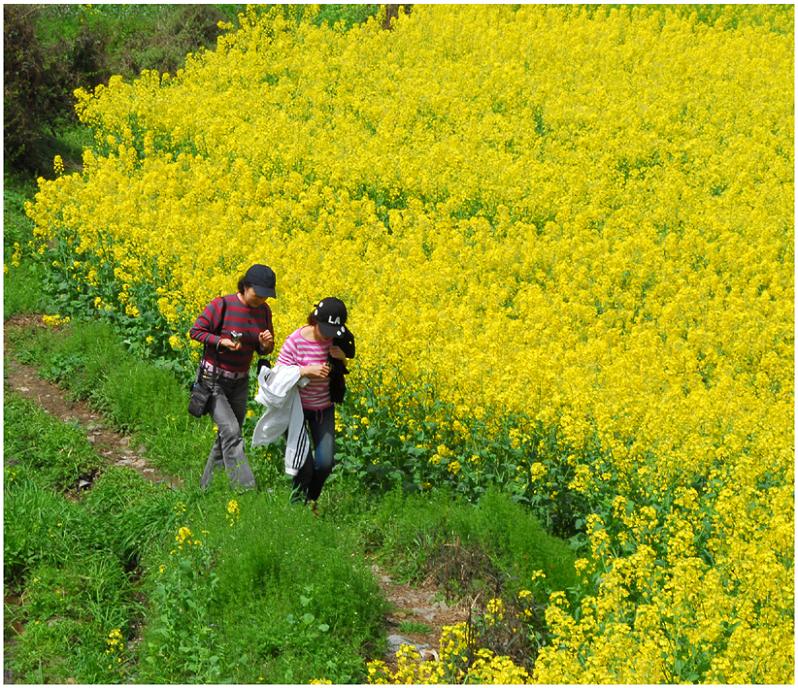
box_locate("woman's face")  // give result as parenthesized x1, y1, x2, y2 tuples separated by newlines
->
(242, 287, 268, 308)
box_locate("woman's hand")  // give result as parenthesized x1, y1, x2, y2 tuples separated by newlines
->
(301, 363, 330, 379)
(329, 345, 346, 360)
(258, 329, 274, 352)
(219, 337, 241, 351)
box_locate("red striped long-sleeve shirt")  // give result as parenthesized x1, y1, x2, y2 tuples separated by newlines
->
(190, 294, 273, 373)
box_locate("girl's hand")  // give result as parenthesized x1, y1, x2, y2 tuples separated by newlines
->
(329, 345, 346, 360)
(302, 363, 330, 379)
(219, 337, 241, 351)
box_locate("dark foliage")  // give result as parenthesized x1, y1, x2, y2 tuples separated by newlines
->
(4, 5, 74, 172)
(3, 5, 239, 175)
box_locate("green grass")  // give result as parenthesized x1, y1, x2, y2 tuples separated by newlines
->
(4, 393, 104, 491)
(136, 490, 388, 683)
(313, 4, 381, 28)
(398, 620, 433, 635)
(366, 487, 579, 595)
(4, 173, 47, 317)
(3, 376, 389, 682)
(4, 245, 583, 682)
(3, 413, 145, 681)
(4, 472, 86, 583)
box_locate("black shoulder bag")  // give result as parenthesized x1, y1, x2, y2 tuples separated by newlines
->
(188, 297, 227, 417)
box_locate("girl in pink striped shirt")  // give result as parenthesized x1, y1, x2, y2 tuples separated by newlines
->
(276, 297, 354, 509)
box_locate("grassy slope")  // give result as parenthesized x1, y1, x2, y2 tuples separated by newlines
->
(3, 318, 578, 680)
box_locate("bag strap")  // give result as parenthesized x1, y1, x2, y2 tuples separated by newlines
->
(201, 295, 228, 379)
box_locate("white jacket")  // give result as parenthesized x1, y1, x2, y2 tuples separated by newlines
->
(251, 364, 310, 476)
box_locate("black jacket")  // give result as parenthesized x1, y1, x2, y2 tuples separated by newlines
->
(329, 330, 355, 403)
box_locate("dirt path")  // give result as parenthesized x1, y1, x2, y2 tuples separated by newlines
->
(371, 563, 471, 667)
(4, 356, 181, 489)
(4, 314, 181, 489)
(3, 314, 468, 670)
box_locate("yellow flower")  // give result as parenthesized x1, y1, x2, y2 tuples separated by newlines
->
(24, 7, 794, 683)
(485, 597, 505, 625)
(227, 498, 240, 527)
(105, 627, 124, 654)
(529, 462, 547, 482)
(175, 526, 193, 547)
(42, 314, 71, 328)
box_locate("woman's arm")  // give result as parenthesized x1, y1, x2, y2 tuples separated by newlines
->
(258, 305, 275, 355)
(190, 297, 239, 350)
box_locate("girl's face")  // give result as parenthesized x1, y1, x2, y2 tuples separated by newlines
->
(314, 323, 333, 342)
(242, 286, 268, 308)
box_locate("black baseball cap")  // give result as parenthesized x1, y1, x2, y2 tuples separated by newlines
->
(245, 264, 276, 298)
(314, 297, 348, 338)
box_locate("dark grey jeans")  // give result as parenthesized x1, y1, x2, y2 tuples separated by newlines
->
(200, 373, 256, 490)
(292, 404, 335, 502)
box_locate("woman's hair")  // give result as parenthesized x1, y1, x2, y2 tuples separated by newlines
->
(307, 310, 318, 326)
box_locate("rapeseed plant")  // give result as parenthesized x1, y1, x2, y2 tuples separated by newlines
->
(25, 4, 793, 682)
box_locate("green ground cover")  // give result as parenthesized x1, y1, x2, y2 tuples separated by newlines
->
(3, 356, 579, 681)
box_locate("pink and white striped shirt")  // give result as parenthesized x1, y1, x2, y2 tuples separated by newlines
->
(276, 327, 332, 410)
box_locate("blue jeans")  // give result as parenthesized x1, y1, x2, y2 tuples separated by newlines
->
(292, 405, 335, 502)
(200, 373, 256, 490)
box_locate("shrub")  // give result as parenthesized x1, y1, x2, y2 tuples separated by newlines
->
(3, 6, 74, 171)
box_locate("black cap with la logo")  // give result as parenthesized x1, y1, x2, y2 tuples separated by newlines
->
(314, 297, 348, 338)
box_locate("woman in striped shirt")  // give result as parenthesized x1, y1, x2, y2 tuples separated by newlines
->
(276, 296, 354, 509)
(190, 264, 276, 490)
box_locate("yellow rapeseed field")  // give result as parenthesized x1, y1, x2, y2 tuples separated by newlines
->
(26, 5, 793, 683)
